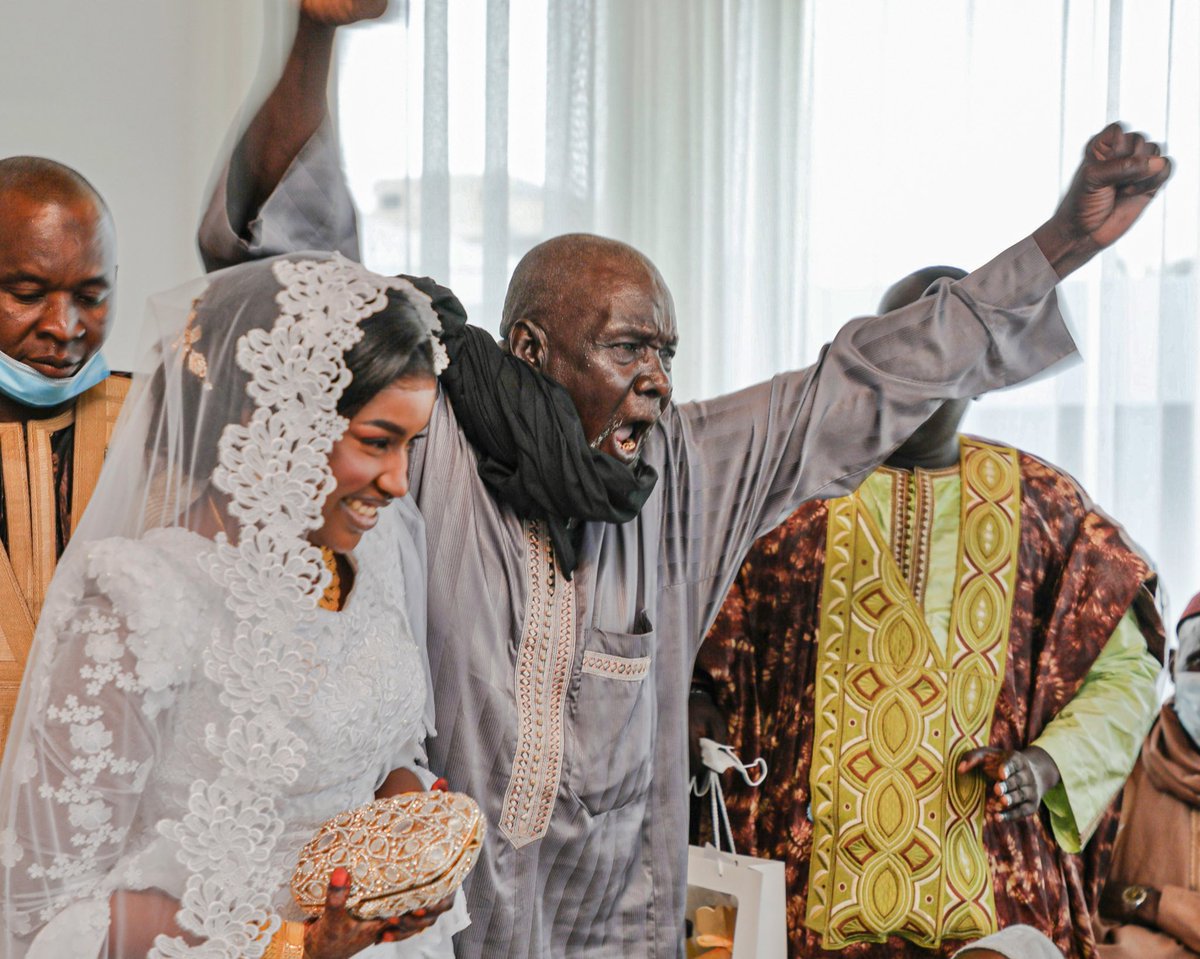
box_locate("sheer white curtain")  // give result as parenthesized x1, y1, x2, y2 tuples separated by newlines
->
(335, 0, 1200, 614)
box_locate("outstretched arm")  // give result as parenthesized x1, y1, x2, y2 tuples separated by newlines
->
(666, 124, 1171, 642)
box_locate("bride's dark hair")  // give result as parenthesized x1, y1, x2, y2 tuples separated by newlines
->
(145, 265, 438, 508)
(339, 289, 437, 417)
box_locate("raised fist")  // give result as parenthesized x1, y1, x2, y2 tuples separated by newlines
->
(300, 0, 389, 27)
(1035, 122, 1172, 277)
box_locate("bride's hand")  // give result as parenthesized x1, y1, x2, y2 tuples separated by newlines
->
(299, 0, 389, 26)
(302, 867, 449, 958)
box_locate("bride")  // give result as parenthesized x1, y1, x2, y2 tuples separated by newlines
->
(0, 253, 465, 958)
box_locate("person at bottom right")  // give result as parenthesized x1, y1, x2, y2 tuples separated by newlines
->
(1094, 592, 1200, 958)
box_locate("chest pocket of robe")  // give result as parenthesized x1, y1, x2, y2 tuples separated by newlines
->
(566, 616, 656, 816)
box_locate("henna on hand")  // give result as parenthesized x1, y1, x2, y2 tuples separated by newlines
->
(302, 867, 447, 959)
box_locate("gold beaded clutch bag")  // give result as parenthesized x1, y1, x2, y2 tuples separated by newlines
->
(291, 791, 485, 919)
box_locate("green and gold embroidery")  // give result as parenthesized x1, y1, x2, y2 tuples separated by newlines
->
(806, 438, 1021, 949)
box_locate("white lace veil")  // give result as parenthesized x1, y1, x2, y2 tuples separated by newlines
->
(0, 253, 444, 959)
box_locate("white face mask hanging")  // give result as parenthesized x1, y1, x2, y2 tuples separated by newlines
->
(684, 738, 787, 956)
(689, 738, 768, 855)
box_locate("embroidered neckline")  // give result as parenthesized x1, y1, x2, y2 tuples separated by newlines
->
(318, 546, 342, 611)
(806, 438, 1021, 949)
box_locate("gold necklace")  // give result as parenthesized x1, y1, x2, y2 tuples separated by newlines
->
(319, 546, 342, 611)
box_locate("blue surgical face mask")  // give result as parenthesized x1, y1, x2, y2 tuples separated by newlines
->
(0, 349, 111, 408)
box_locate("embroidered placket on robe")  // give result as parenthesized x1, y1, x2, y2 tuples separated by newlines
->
(0, 376, 128, 753)
(807, 439, 1020, 948)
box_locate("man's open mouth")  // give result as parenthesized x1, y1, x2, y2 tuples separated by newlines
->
(612, 423, 642, 455)
(602, 419, 654, 463)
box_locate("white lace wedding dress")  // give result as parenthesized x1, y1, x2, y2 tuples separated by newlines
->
(1, 501, 466, 959)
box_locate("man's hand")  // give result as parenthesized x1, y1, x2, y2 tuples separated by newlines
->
(957, 745, 1061, 822)
(300, 0, 389, 26)
(688, 688, 729, 780)
(1033, 123, 1172, 278)
(1099, 880, 1162, 928)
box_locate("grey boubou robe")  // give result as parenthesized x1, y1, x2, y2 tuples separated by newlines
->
(199, 124, 1078, 959)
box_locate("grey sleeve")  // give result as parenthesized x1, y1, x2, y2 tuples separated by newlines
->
(197, 120, 361, 272)
(388, 495, 436, 737)
(661, 234, 1075, 637)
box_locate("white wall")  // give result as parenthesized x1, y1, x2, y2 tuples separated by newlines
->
(0, 1, 293, 369)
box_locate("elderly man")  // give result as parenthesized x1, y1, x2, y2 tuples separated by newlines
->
(199, 5, 1171, 956)
(688, 269, 1164, 959)
(0, 157, 126, 752)
(1095, 594, 1200, 958)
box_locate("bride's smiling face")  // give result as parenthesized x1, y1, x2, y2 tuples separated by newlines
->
(310, 374, 437, 553)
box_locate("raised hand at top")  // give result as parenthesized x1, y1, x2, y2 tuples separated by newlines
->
(300, 0, 389, 27)
(1034, 122, 1172, 278)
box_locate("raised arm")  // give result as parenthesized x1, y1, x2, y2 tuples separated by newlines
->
(199, 1, 387, 270)
(665, 125, 1170, 641)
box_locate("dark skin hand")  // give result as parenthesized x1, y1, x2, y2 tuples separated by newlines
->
(105, 871, 450, 959)
(105, 769, 453, 959)
(310, 762, 455, 957)
(1032, 123, 1171, 279)
(304, 866, 452, 958)
(1099, 880, 1163, 927)
(232, 0, 387, 217)
(957, 745, 1061, 822)
(687, 688, 729, 780)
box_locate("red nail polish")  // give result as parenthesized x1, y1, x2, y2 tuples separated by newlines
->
(431, 778, 449, 792)
(330, 866, 350, 888)
(413, 908, 427, 918)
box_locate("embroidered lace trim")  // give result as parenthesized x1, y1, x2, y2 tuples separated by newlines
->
(499, 520, 575, 849)
(581, 651, 650, 682)
(152, 255, 435, 958)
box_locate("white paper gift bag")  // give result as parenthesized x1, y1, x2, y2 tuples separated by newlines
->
(685, 740, 787, 959)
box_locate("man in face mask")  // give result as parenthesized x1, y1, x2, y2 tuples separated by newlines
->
(1096, 594, 1200, 958)
(0, 156, 127, 753)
